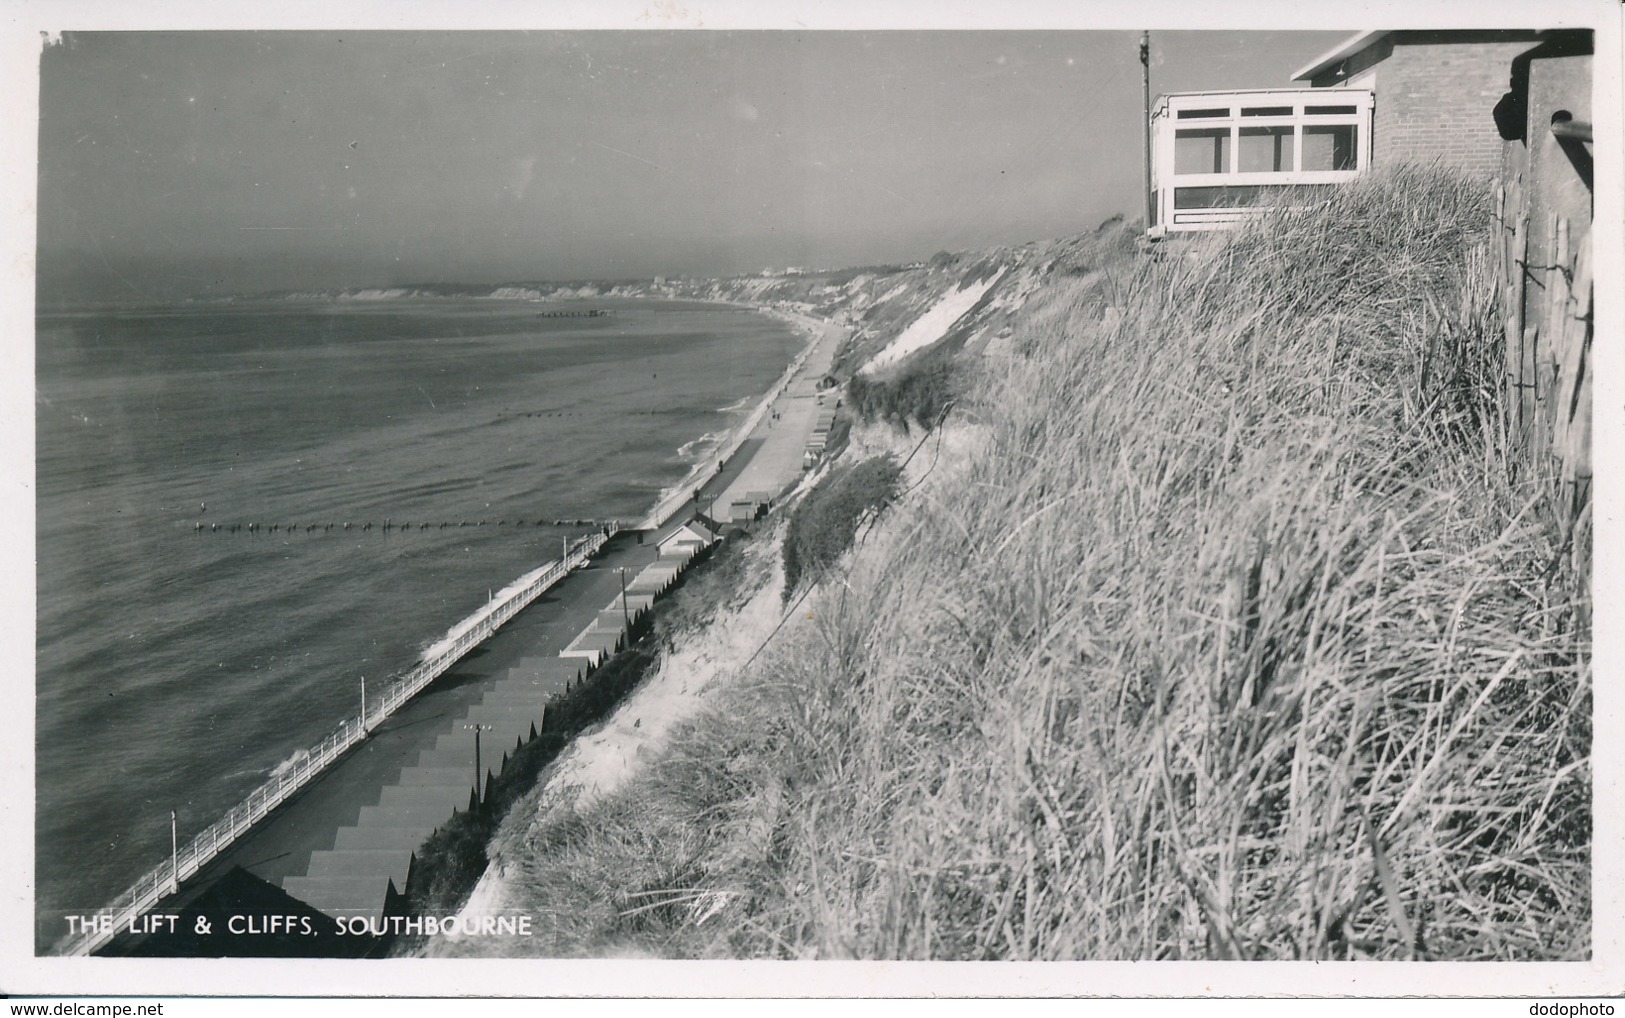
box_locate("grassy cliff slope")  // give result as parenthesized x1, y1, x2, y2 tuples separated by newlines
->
(438, 168, 1590, 961)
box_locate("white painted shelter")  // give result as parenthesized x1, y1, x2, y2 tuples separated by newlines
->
(1149, 88, 1373, 237)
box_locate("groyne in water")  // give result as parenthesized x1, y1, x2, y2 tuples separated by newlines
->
(190, 518, 629, 535)
(55, 526, 618, 957)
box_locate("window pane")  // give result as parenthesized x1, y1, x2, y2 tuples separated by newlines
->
(1174, 183, 1333, 209)
(1302, 124, 1358, 171)
(1174, 185, 1270, 209)
(1174, 128, 1230, 174)
(1305, 104, 1357, 115)
(1176, 107, 1230, 119)
(1241, 106, 1293, 117)
(1239, 125, 1294, 172)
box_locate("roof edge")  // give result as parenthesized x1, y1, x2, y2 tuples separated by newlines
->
(1290, 31, 1389, 82)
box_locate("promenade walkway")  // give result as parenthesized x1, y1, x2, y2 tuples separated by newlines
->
(710, 315, 845, 516)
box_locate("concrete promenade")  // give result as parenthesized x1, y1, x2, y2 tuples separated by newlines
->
(638, 309, 848, 529)
(711, 313, 845, 515)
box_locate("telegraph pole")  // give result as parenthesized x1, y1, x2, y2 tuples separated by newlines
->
(1141, 31, 1155, 231)
(170, 810, 179, 893)
(617, 567, 632, 632)
(464, 722, 493, 807)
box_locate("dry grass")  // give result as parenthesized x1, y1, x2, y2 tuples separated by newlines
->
(455, 167, 1590, 960)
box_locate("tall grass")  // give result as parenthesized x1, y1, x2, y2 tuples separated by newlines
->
(456, 167, 1589, 960)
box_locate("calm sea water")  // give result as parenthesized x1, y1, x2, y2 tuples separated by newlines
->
(34, 297, 800, 945)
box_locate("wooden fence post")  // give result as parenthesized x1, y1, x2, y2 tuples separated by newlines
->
(1504, 210, 1530, 440)
(1535, 215, 1571, 450)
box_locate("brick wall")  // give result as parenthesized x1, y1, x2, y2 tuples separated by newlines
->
(1372, 35, 1536, 178)
(1312, 31, 1542, 180)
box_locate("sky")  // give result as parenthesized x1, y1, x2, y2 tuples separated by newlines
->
(35, 29, 1347, 300)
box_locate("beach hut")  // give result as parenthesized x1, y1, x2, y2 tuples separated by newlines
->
(657, 520, 716, 559)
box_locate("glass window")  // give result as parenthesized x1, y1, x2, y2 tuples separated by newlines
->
(1174, 184, 1332, 210)
(1174, 185, 1269, 209)
(1176, 107, 1230, 119)
(1241, 106, 1293, 117)
(1239, 125, 1294, 172)
(1302, 124, 1359, 171)
(1175, 128, 1230, 174)
(1305, 104, 1357, 115)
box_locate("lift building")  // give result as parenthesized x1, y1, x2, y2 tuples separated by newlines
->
(1148, 29, 1593, 238)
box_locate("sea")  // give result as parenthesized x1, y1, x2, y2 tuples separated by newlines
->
(33, 296, 803, 949)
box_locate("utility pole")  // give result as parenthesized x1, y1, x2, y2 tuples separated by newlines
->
(617, 567, 632, 632)
(359, 676, 366, 734)
(170, 810, 179, 894)
(464, 722, 493, 807)
(1141, 31, 1155, 232)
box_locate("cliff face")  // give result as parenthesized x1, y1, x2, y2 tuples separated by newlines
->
(418, 171, 1590, 965)
(663, 220, 1138, 378)
(90, 155, 1585, 971)
(255, 219, 1140, 393)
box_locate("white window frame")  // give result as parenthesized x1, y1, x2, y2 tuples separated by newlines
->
(1149, 88, 1374, 236)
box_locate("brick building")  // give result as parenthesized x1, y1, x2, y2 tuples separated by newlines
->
(1298, 29, 1596, 507)
(1148, 29, 1594, 237)
(1295, 29, 1594, 316)
(1290, 30, 1581, 181)
(1300, 28, 1592, 184)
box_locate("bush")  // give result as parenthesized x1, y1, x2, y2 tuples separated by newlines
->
(782, 455, 902, 597)
(846, 357, 959, 433)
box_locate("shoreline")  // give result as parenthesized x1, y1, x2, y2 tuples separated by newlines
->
(637, 303, 844, 530)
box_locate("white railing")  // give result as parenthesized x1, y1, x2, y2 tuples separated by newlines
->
(54, 525, 616, 957)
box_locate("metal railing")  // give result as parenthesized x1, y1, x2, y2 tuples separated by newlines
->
(54, 525, 616, 957)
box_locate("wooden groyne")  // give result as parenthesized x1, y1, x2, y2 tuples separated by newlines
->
(191, 518, 627, 535)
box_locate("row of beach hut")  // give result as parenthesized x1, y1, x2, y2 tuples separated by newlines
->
(560, 518, 719, 666)
(280, 519, 722, 924)
(802, 398, 839, 471)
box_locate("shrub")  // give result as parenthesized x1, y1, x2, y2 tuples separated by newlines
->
(782, 455, 902, 597)
(846, 356, 959, 433)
